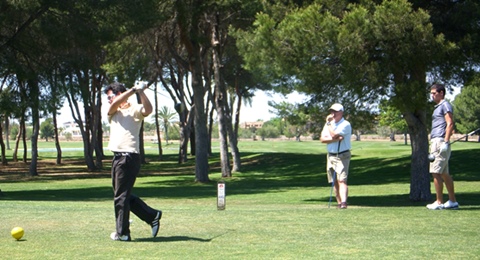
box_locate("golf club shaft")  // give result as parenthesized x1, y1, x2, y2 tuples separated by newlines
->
(450, 128, 480, 144)
(328, 171, 335, 208)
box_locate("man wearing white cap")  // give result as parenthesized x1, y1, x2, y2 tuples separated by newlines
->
(320, 103, 352, 209)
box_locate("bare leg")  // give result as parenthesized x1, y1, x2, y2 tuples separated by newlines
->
(432, 173, 444, 203)
(334, 181, 341, 204)
(338, 181, 348, 203)
(442, 174, 457, 202)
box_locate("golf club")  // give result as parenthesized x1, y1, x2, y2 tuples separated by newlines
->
(328, 168, 336, 208)
(428, 128, 480, 162)
(134, 80, 151, 92)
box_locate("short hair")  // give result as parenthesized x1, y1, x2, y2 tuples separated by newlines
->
(104, 82, 127, 95)
(430, 83, 446, 95)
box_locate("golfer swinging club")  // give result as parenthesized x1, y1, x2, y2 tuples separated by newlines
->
(105, 82, 162, 241)
(320, 104, 352, 209)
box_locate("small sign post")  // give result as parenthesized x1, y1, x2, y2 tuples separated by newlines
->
(217, 180, 226, 210)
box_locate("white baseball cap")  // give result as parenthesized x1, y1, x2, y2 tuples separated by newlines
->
(329, 103, 344, 112)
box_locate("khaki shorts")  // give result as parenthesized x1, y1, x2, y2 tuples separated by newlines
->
(429, 138, 451, 174)
(326, 151, 351, 183)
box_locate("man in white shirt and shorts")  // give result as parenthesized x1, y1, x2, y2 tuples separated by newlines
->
(320, 103, 352, 209)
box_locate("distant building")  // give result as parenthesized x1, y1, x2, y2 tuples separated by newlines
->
(242, 121, 264, 129)
(60, 121, 83, 137)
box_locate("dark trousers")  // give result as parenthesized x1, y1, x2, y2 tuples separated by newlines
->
(111, 153, 157, 236)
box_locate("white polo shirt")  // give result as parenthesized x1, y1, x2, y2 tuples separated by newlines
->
(107, 103, 144, 154)
(322, 118, 352, 153)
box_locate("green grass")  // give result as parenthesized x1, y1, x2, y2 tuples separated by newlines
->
(1, 140, 480, 259)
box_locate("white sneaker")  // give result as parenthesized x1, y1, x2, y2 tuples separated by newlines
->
(426, 201, 444, 210)
(110, 232, 131, 241)
(443, 200, 459, 209)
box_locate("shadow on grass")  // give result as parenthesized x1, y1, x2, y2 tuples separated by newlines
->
(306, 192, 480, 208)
(135, 236, 212, 243)
(135, 229, 233, 243)
(1, 148, 479, 206)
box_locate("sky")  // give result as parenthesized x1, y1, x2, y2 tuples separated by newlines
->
(235, 90, 308, 122)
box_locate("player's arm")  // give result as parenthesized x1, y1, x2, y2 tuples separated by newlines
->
(320, 124, 343, 144)
(444, 112, 454, 142)
(139, 91, 153, 116)
(107, 89, 136, 116)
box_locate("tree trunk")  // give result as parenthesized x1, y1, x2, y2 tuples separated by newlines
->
(153, 83, 163, 161)
(164, 120, 169, 144)
(5, 116, 10, 150)
(65, 72, 97, 171)
(192, 74, 210, 183)
(0, 122, 7, 165)
(227, 114, 241, 172)
(190, 120, 196, 156)
(176, 1, 210, 182)
(212, 38, 232, 177)
(234, 83, 242, 145)
(205, 67, 213, 157)
(404, 110, 431, 201)
(29, 79, 39, 176)
(29, 113, 39, 176)
(179, 107, 193, 163)
(214, 84, 232, 177)
(94, 77, 104, 169)
(212, 17, 241, 173)
(65, 83, 96, 171)
(191, 47, 210, 183)
(84, 137, 96, 171)
(95, 117, 103, 167)
(208, 102, 214, 155)
(52, 111, 62, 165)
(22, 118, 27, 163)
(12, 114, 23, 162)
(390, 132, 396, 141)
(355, 130, 362, 141)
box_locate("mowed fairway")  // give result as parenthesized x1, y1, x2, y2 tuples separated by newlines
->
(1, 139, 479, 259)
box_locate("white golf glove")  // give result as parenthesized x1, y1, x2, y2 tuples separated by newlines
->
(133, 81, 148, 93)
(439, 141, 449, 153)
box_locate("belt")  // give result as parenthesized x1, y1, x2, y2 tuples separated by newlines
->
(328, 150, 350, 156)
(114, 152, 133, 157)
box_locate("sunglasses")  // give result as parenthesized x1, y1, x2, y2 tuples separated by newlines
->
(107, 94, 116, 101)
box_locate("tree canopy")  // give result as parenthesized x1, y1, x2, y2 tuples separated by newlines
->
(233, 0, 477, 201)
(453, 76, 480, 137)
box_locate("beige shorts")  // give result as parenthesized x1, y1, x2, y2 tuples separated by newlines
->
(326, 151, 351, 183)
(429, 138, 451, 174)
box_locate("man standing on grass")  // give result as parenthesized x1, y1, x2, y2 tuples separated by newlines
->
(320, 103, 352, 209)
(105, 82, 162, 241)
(427, 83, 459, 210)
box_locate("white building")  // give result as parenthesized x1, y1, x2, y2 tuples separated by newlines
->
(60, 121, 83, 137)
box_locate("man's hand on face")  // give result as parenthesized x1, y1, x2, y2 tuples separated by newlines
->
(326, 114, 334, 123)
